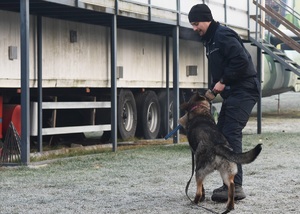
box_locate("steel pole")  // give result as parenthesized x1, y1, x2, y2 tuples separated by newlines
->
(111, 1, 118, 151)
(172, 26, 179, 144)
(37, 16, 43, 152)
(20, 0, 30, 164)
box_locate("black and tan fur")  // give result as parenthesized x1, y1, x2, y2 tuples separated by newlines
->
(181, 92, 262, 212)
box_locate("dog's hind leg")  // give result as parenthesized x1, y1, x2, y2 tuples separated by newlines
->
(223, 174, 235, 211)
(194, 177, 205, 204)
(219, 161, 237, 211)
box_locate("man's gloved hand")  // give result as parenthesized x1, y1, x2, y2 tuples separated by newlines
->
(205, 89, 217, 101)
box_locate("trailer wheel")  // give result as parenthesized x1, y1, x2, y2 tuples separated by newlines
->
(136, 91, 161, 139)
(118, 89, 137, 140)
(158, 91, 174, 137)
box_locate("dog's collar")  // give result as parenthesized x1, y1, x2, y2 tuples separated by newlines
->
(189, 103, 209, 112)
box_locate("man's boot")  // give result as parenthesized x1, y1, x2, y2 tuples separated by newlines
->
(211, 184, 246, 202)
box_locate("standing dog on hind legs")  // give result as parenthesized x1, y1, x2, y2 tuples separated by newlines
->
(180, 92, 262, 213)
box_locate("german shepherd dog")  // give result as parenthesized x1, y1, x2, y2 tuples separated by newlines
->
(180, 92, 262, 212)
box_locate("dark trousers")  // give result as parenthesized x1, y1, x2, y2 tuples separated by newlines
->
(217, 88, 259, 186)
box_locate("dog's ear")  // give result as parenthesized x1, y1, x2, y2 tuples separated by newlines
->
(194, 92, 207, 102)
(187, 92, 200, 104)
(181, 92, 203, 110)
(181, 91, 208, 111)
(180, 102, 190, 111)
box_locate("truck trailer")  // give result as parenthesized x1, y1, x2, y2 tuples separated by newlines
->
(0, 0, 299, 161)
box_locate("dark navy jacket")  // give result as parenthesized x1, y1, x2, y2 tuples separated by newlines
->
(202, 21, 258, 98)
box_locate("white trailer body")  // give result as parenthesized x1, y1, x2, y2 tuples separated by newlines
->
(1, 10, 207, 89)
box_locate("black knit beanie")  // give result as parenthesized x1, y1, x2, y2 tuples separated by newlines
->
(188, 4, 213, 23)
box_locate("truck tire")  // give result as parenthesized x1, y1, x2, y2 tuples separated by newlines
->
(118, 89, 137, 140)
(135, 91, 161, 139)
(158, 91, 174, 138)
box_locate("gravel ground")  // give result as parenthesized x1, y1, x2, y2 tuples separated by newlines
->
(0, 92, 300, 214)
(215, 91, 300, 134)
(245, 92, 300, 134)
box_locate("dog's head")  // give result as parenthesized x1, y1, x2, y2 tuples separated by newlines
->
(180, 92, 211, 116)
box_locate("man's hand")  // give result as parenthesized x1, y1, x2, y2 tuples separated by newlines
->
(205, 89, 217, 101)
(213, 81, 225, 94)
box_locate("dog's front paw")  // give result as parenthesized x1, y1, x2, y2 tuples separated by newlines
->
(193, 194, 205, 204)
(221, 209, 231, 214)
(193, 195, 201, 204)
(200, 187, 205, 202)
(222, 204, 234, 214)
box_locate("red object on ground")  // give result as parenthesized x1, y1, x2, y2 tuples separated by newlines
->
(3, 104, 21, 137)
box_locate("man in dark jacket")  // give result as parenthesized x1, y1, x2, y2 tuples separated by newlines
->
(188, 4, 260, 202)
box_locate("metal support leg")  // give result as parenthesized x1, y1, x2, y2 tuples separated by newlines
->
(20, 0, 30, 164)
(172, 26, 179, 144)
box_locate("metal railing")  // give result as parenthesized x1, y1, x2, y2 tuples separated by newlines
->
(251, 0, 300, 75)
(31, 101, 111, 136)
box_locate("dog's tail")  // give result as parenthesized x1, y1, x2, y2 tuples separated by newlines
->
(215, 144, 262, 164)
